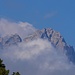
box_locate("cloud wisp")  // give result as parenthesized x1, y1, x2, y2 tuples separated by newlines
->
(0, 18, 36, 38)
(44, 12, 57, 19)
(0, 18, 75, 75)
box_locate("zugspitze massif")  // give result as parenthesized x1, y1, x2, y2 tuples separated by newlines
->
(0, 28, 75, 64)
(0, 19, 75, 75)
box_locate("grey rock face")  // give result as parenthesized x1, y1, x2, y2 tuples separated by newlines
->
(24, 28, 67, 49)
(0, 34, 22, 48)
(0, 28, 75, 64)
(24, 28, 75, 64)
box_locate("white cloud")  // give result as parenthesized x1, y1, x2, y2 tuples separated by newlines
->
(0, 18, 36, 38)
(44, 12, 57, 19)
(2, 39, 53, 60)
(0, 18, 75, 75)
(1, 38, 75, 75)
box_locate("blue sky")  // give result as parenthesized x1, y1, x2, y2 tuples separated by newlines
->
(0, 0, 75, 48)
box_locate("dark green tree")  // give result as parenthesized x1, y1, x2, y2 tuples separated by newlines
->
(0, 59, 9, 75)
(12, 72, 20, 75)
(0, 58, 21, 75)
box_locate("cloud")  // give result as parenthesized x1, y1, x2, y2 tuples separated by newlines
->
(1, 39, 53, 60)
(0, 18, 36, 38)
(44, 12, 57, 19)
(1, 38, 75, 75)
(0, 18, 75, 75)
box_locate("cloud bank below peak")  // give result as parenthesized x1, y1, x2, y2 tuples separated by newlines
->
(1, 38, 75, 75)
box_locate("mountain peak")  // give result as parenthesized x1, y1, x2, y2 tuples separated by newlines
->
(24, 28, 67, 49)
(0, 27, 75, 64)
(0, 34, 22, 48)
(24, 28, 75, 64)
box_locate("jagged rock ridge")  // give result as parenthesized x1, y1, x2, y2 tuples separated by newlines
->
(24, 28, 75, 63)
(0, 28, 75, 64)
(0, 34, 22, 48)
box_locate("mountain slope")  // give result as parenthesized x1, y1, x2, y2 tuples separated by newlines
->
(0, 28, 75, 64)
(0, 34, 22, 48)
(24, 28, 75, 63)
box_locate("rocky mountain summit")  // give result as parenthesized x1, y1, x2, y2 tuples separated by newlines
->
(24, 28, 67, 49)
(24, 28, 75, 63)
(0, 34, 22, 48)
(0, 28, 75, 64)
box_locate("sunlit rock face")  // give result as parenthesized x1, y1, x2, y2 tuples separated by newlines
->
(24, 28, 75, 64)
(24, 28, 66, 49)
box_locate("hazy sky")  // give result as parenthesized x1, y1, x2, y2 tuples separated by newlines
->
(0, 0, 75, 47)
